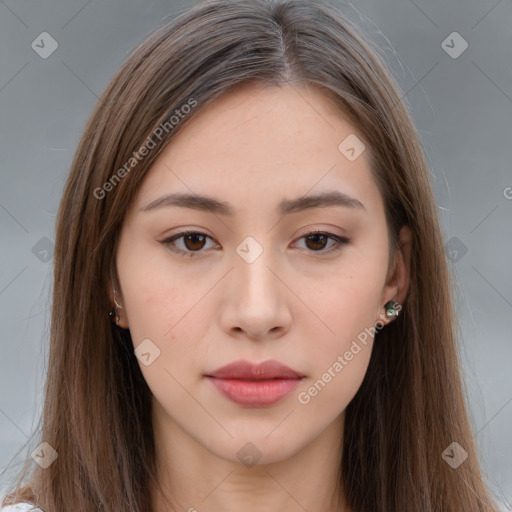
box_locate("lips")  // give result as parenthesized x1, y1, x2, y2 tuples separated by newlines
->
(204, 360, 306, 407)
(205, 359, 305, 380)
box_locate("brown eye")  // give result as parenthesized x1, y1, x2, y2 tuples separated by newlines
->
(304, 233, 330, 251)
(295, 231, 350, 254)
(182, 233, 207, 251)
(162, 231, 216, 258)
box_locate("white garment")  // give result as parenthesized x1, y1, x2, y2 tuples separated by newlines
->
(0, 494, 42, 512)
(0, 505, 42, 512)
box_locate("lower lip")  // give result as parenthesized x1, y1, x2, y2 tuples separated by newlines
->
(206, 377, 302, 407)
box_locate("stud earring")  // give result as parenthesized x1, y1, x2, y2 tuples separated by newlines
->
(108, 307, 121, 325)
(384, 300, 401, 318)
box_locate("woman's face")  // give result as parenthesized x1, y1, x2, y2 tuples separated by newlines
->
(113, 83, 409, 466)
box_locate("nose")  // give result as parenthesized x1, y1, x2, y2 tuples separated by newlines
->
(219, 243, 292, 341)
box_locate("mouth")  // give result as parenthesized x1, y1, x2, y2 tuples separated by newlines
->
(204, 359, 306, 407)
(206, 359, 306, 380)
(205, 376, 305, 381)
(205, 376, 304, 407)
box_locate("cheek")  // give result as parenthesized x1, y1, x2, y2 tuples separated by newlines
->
(117, 242, 196, 335)
(297, 295, 376, 418)
(121, 272, 210, 405)
(117, 251, 215, 386)
(309, 263, 384, 343)
(123, 275, 207, 351)
(299, 261, 384, 404)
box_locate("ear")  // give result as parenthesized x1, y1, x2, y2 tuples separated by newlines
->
(377, 225, 412, 326)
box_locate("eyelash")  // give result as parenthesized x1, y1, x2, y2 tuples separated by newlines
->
(161, 230, 350, 258)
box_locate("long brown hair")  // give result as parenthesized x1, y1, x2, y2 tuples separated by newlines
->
(1, 1, 500, 510)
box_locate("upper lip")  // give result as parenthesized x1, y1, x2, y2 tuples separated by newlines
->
(206, 359, 305, 380)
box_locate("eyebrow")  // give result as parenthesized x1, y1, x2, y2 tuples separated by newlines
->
(140, 190, 366, 216)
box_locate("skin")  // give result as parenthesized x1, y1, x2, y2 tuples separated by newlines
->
(109, 83, 411, 512)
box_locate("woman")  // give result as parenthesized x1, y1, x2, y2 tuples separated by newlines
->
(0, 0, 501, 510)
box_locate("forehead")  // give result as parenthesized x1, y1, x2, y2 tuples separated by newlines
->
(166, 82, 362, 159)
(131, 83, 383, 220)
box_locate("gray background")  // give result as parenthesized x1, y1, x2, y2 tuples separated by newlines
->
(0, 0, 511, 509)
